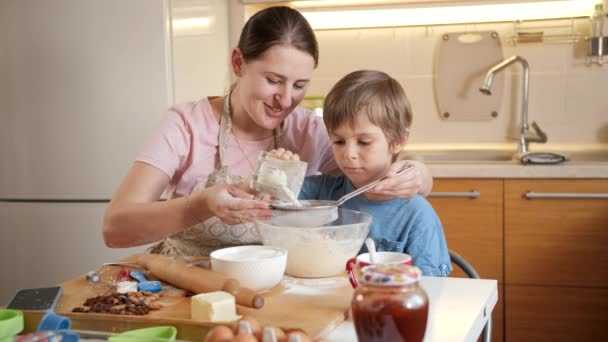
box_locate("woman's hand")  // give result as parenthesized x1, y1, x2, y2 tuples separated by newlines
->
(191, 184, 273, 225)
(368, 160, 433, 199)
(269, 148, 300, 161)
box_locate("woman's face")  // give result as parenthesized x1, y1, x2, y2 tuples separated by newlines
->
(234, 45, 315, 130)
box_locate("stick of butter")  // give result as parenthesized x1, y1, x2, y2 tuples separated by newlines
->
(191, 291, 240, 322)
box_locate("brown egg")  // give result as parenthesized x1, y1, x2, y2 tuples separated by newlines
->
(285, 330, 311, 342)
(263, 325, 287, 342)
(232, 315, 262, 340)
(204, 325, 234, 342)
(233, 333, 258, 342)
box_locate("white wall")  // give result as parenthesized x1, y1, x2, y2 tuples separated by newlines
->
(308, 19, 608, 145)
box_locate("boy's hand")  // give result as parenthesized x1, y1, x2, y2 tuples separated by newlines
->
(269, 148, 300, 161)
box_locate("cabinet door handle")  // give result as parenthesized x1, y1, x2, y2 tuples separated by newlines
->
(525, 191, 608, 199)
(429, 191, 480, 198)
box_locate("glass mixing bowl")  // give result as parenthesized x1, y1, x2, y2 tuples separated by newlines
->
(255, 208, 372, 278)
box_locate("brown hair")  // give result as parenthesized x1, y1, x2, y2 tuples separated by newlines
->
(323, 70, 412, 148)
(238, 6, 319, 67)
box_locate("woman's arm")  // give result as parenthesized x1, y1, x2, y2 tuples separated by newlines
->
(103, 162, 271, 248)
(367, 159, 433, 198)
(407, 160, 433, 196)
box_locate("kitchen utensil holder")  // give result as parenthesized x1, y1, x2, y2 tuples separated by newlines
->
(508, 18, 582, 45)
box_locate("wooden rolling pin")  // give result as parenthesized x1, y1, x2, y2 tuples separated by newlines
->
(134, 254, 264, 309)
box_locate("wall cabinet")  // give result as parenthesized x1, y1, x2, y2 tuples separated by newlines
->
(431, 178, 608, 342)
(428, 179, 504, 342)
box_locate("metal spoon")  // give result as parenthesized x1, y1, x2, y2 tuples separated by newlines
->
(271, 164, 415, 211)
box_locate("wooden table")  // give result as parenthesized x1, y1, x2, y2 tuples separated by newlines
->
(325, 276, 498, 342)
(20, 267, 497, 341)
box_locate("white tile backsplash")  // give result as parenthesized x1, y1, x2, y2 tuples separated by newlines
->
(310, 17, 608, 144)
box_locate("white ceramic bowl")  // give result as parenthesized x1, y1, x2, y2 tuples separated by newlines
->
(255, 208, 371, 278)
(210, 245, 287, 292)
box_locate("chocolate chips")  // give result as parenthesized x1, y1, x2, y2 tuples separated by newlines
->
(72, 291, 162, 315)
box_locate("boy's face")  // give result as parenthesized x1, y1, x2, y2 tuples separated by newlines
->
(329, 112, 403, 189)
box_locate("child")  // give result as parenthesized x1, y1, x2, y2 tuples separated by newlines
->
(272, 70, 451, 277)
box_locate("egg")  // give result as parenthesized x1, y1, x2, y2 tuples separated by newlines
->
(233, 333, 258, 342)
(285, 330, 311, 342)
(232, 315, 262, 340)
(263, 325, 287, 342)
(204, 325, 234, 342)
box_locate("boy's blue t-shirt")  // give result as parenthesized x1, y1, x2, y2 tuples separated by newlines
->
(299, 173, 452, 277)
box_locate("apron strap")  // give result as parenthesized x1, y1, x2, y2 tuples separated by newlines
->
(218, 89, 283, 168)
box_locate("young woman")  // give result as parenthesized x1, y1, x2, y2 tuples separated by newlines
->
(102, 6, 433, 256)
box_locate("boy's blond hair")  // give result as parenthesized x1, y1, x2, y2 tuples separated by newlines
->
(323, 70, 412, 149)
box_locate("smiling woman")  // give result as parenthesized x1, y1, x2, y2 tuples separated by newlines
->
(102, 6, 433, 256)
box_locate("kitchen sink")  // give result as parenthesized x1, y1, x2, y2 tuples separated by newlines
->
(402, 150, 515, 163)
(400, 150, 608, 164)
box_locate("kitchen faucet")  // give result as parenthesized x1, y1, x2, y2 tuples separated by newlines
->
(479, 55, 547, 154)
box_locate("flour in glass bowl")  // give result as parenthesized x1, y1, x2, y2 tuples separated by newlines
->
(280, 229, 360, 278)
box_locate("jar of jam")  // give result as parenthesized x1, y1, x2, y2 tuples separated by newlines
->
(351, 264, 429, 342)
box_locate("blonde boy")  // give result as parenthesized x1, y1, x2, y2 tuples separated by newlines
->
(296, 70, 451, 276)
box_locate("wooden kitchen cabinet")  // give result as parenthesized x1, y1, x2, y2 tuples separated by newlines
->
(505, 179, 608, 287)
(505, 179, 608, 342)
(506, 285, 608, 341)
(429, 179, 503, 282)
(428, 178, 504, 342)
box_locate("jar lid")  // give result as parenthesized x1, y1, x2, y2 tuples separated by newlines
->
(359, 264, 422, 286)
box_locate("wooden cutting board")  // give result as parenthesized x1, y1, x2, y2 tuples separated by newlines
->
(23, 258, 353, 341)
(435, 31, 505, 121)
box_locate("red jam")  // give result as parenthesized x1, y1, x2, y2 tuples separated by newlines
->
(351, 264, 429, 342)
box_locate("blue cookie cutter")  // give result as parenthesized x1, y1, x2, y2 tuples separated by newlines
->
(129, 269, 163, 293)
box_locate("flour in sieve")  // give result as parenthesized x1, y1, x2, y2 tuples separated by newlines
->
(258, 168, 300, 205)
(273, 208, 338, 227)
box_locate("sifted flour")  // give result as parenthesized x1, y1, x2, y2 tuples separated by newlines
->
(258, 168, 300, 205)
(279, 229, 359, 278)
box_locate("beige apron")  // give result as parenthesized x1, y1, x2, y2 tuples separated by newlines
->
(149, 92, 281, 256)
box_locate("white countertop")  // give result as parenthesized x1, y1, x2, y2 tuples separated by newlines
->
(428, 162, 608, 178)
(323, 276, 498, 342)
(401, 143, 608, 178)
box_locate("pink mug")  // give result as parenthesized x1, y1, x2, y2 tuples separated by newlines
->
(345, 252, 412, 288)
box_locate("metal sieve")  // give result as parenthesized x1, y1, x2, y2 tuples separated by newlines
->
(271, 164, 415, 211)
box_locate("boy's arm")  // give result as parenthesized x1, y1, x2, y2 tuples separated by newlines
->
(405, 213, 452, 277)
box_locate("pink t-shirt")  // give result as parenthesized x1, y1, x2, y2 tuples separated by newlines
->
(136, 97, 337, 197)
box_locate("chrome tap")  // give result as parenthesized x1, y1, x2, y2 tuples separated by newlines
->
(479, 56, 547, 154)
